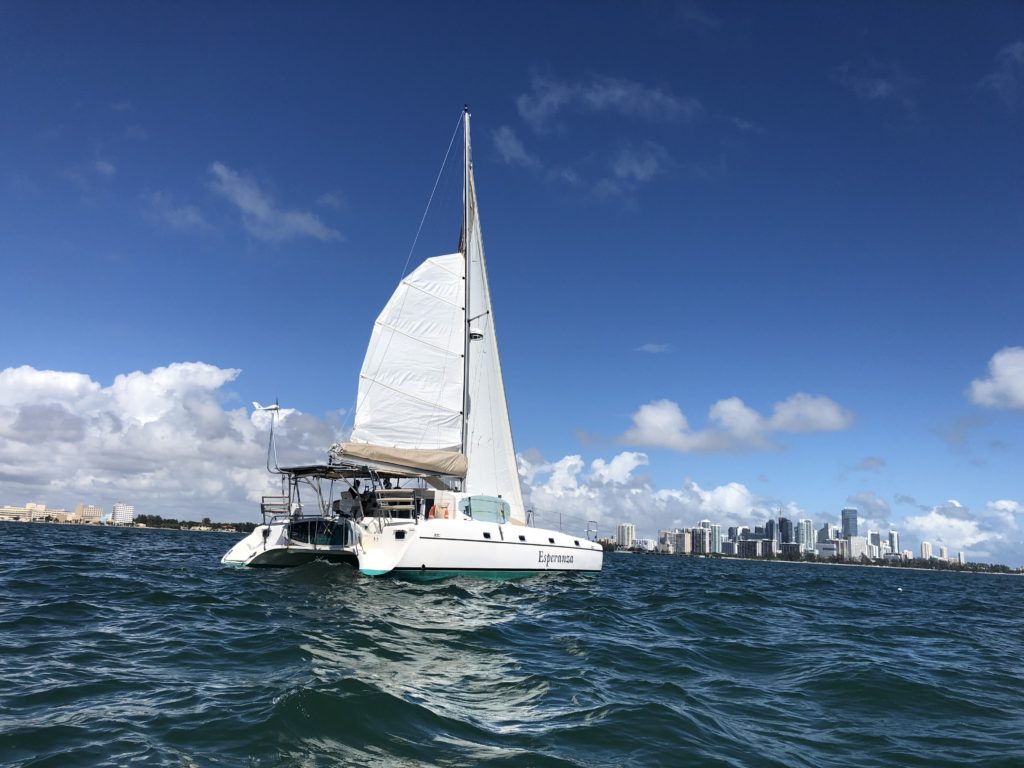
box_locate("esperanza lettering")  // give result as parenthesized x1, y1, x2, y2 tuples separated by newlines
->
(538, 551, 574, 565)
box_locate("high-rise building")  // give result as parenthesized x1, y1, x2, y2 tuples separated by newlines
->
(868, 530, 881, 547)
(848, 536, 868, 561)
(797, 519, 815, 552)
(818, 522, 840, 543)
(765, 518, 778, 545)
(710, 524, 722, 554)
(889, 530, 900, 553)
(691, 526, 712, 554)
(778, 517, 794, 544)
(616, 523, 636, 549)
(111, 502, 135, 525)
(674, 529, 692, 555)
(938, 545, 948, 561)
(920, 541, 932, 559)
(841, 508, 858, 539)
(957, 551, 965, 565)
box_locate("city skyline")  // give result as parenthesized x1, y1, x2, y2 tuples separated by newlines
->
(615, 504, 998, 568)
(1, 4, 1022, 564)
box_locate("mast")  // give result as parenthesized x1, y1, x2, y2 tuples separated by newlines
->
(460, 105, 471, 455)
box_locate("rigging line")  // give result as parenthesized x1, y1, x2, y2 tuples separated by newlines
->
(341, 110, 465, 438)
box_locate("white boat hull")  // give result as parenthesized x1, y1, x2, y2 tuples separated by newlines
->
(222, 516, 602, 579)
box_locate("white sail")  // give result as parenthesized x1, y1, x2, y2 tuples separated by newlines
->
(351, 252, 466, 451)
(462, 159, 527, 524)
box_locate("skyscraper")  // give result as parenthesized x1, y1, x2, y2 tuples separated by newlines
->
(778, 517, 794, 544)
(938, 545, 948, 560)
(797, 519, 815, 552)
(888, 530, 900, 553)
(921, 541, 932, 559)
(710, 524, 722, 554)
(868, 530, 881, 547)
(616, 523, 636, 549)
(690, 526, 712, 554)
(841, 508, 858, 539)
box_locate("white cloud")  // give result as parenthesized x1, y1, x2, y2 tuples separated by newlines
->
(980, 41, 1024, 109)
(985, 499, 1023, 528)
(208, 162, 342, 243)
(144, 190, 209, 231)
(519, 450, 774, 536)
(493, 126, 538, 168)
(969, 346, 1024, 409)
(517, 73, 702, 133)
(590, 452, 648, 484)
(0, 363, 336, 521)
(621, 393, 853, 453)
(903, 503, 1000, 552)
(767, 393, 854, 432)
(94, 160, 116, 177)
(635, 343, 671, 354)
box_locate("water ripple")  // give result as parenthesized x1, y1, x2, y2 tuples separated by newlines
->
(2, 523, 1023, 767)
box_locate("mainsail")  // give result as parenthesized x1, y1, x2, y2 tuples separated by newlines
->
(349, 110, 526, 522)
(350, 253, 465, 451)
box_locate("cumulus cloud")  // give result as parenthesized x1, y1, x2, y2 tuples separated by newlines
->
(493, 125, 539, 168)
(517, 73, 703, 133)
(902, 499, 1001, 553)
(518, 450, 776, 537)
(0, 363, 336, 521)
(208, 162, 342, 243)
(620, 393, 853, 453)
(968, 347, 1024, 409)
(980, 41, 1024, 109)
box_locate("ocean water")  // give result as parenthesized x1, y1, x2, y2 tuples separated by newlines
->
(1, 523, 1022, 767)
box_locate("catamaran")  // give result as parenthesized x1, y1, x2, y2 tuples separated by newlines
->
(221, 108, 603, 579)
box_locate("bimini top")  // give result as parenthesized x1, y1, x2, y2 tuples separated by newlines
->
(328, 442, 468, 477)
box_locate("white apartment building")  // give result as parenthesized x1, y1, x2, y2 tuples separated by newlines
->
(616, 523, 636, 549)
(111, 503, 135, 526)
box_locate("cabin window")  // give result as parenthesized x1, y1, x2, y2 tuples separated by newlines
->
(518, 534, 526, 542)
(574, 540, 579, 546)
(483, 532, 492, 539)
(395, 531, 406, 540)
(548, 537, 555, 544)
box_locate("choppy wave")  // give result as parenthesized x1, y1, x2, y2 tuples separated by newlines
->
(1, 523, 1022, 767)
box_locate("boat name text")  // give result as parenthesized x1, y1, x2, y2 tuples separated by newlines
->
(538, 551, 574, 565)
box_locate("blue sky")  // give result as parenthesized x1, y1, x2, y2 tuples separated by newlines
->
(1, 2, 1022, 563)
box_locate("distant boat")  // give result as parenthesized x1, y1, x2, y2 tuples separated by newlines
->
(222, 108, 603, 579)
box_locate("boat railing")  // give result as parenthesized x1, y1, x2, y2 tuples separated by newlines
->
(373, 488, 416, 517)
(260, 495, 290, 523)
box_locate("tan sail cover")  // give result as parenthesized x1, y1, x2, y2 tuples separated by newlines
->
(335, 442, 468, 476)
